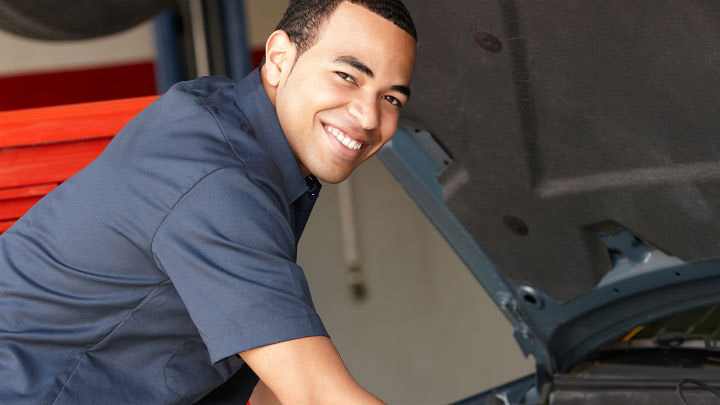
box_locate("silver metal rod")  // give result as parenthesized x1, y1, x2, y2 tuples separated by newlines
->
(188, 0, 210, 78)
(338, 178, 365, 299)
(338, 179, 360, 269)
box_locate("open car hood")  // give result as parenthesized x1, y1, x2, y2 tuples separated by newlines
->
(380, 0, 720, 379)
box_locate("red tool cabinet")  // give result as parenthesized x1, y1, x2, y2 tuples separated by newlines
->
(0, 95, 159, 234)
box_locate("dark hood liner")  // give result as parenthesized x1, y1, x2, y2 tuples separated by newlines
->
(401, 0, 720, 302)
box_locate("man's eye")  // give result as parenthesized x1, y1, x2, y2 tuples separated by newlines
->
(336, 71, 356, 84)
(383, 95, 403, 108)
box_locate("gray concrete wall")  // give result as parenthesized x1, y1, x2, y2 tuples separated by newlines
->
(299, 157, 534, 403)
(0, 23, 153, 76)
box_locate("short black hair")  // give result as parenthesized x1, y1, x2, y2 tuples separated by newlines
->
(275, 0, 417, 56)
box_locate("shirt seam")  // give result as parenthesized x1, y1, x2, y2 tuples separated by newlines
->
(151, 84, 250, 256)
(150, 166, 246, 270)
(199, 94, 249, 167)
(51, 280, 173, 405)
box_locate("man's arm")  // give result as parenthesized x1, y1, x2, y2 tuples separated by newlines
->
(240, 336, 383, 404)
(248, 379, 280, 404)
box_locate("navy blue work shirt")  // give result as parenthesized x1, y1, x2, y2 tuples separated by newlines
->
(0, 70, 328, 404)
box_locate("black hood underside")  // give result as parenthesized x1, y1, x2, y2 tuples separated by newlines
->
(402, 0, 720, 302)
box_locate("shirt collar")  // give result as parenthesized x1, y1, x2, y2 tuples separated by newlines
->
(233, 69, 309, 203)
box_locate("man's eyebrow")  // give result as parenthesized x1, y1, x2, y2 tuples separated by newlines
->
(333, 55, 411, 98)
(391, 85, 411, 98)
(333, 55, 374, 78)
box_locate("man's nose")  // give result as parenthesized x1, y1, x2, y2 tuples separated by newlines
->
(348, 94, 380, 130)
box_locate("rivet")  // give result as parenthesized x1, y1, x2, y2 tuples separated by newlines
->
(518, 285, 544, 309)
(503, 215, 529, 236)
(475, 32, 503, 53)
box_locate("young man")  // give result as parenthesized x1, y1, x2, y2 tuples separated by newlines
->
(0, 0, 416, 403)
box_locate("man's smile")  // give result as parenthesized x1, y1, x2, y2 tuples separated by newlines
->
(322, 123, 369, 157)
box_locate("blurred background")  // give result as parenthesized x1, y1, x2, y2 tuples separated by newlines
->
(0, 1, 533, 402)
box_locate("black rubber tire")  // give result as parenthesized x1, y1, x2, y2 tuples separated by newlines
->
(0, 0, 176, 40)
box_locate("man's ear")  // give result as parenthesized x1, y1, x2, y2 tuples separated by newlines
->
(263, 30, 296, 87)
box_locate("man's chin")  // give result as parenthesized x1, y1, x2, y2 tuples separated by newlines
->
(310, 166, 354, 184)
(314, 174, 351, 185)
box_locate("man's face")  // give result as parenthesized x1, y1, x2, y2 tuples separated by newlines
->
(270, 2, 416, 183)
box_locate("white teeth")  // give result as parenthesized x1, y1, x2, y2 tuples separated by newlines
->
(326, 125, 362, 151)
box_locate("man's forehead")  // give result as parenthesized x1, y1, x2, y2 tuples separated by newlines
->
(301, 2, 416, 81)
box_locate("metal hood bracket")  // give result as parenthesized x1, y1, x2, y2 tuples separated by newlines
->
(378, 128, 553, 376)
(379, 127, 720, 375)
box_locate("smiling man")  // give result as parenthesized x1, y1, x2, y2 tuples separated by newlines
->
(241, 1, 416, 403)
(264, 1, 415, 184)
(0, 0, 416, 404)
(245, 1, 416, 402)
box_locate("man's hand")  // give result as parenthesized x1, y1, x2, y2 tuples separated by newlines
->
(240, 336, 383, 404)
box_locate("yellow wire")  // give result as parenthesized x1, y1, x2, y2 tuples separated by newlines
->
(622, 326, 645, 342)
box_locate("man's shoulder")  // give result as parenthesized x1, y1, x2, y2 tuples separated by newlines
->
(165, 75, 288, 182)
(133, 76, 256, 155)
(171, 75, 236, 98)
(118, 73, 291, 201)
(161, 76, 239, 116)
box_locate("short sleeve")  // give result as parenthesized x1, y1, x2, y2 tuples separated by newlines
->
(151, 167, 327, 364)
